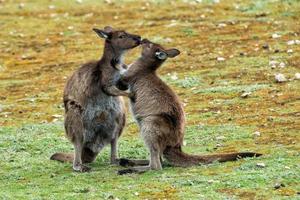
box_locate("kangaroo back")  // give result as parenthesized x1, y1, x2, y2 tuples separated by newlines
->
(163, 146, 262, 167)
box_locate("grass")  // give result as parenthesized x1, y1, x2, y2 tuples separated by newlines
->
(0, 123, 299, 199)
(0, 0, 300, 199)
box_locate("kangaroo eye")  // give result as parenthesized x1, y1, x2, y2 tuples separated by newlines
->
(119, 35, 126, 39)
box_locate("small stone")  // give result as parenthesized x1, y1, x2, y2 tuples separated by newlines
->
(170, 74, 178, 80)
(208, 179, 214, 184)
(50, 13, 57, 18)
(284, 166, 290, 169)
(274, 183, 285, 189)
(216, 136, 226, 140)
(295, 73, 300, 80)
(68, 26, 74, 30)
(52, 114, 63, 118)
(272, 33, 281, 39)
(164, 37, 173, 43)
(269, 60, 278, 66)
(217, 23, 227, 28)
(19, 3, 25, 9)
(241, 91, 251, 98)
(84, 13, 93, 18)
(45, 38, 51, 44)
(21, 55, 28, 59)
(76, 0, 83, 4)
(287, 40, 295, 45)
(287, 49, 293, 53)
(166, 21, 177, 27)
(217, 57, 225, 61)
(279, 62, 285, 68)
(104, 0, 112, 4)
(18, 33, 24, 38)
(253, 131, 261, 137)
(256, 162, 266, 168)
(48, 5, 55, 9)
(216, 143, 223, 147)
(295, 40, 300, 45)
(134, 192, 139, 196)
(275, 74, 287, 83)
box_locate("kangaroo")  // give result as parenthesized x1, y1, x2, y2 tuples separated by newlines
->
(50, 26, 141, 172)
(114, 39, 262, 174)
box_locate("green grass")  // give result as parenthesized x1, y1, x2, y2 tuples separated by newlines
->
(0, 123, 299, 199)
(194, 83, 270, 94)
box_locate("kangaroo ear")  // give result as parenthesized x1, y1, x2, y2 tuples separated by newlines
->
(166, 48, 180, 58)
(155, 51, 168, 60)
(93, 28, 112, 39)
(103, 26, 114, 33)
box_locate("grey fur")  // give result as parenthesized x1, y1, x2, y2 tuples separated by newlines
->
(50, 26, 141, 172)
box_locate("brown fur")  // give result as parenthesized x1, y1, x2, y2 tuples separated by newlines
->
(50, 26, 141, 172)
(117, 39, 262, 174)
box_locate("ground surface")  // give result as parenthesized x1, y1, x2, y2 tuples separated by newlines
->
(0, 0, 299, 199)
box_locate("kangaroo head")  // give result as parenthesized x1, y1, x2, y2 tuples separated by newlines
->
(140, 39, 180, 68)
(93, 26, 141, 51)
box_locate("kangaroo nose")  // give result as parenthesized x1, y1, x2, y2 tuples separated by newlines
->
(134, 35, 141, 42)
(141, 38, 150, 44)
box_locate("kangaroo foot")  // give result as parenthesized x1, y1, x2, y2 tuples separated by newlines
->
(73, 164, 91, 172)
(118, 165, 151, 175)
(118, 158, 149, 167)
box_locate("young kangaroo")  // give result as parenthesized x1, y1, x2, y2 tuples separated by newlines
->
(50, 26, 141, 172)
(115, 39, 262, 174)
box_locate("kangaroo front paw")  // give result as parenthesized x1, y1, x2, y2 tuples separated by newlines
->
(73, 164, 91, 172)
(118, 158, 133, 167)
(117, 168, 135, 175)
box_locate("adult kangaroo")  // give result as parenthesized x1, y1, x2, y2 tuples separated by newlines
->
(50, 26, 141, 172)
(115, 39, 262, 174)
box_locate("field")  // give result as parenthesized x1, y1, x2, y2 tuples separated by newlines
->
(0, 0, 299, 199)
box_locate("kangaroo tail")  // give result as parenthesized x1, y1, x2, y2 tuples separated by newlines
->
(50, 152, 74, 163)
(163, 146, 262, 167)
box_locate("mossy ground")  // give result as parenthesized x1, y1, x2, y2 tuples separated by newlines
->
(0, 0, 299, 199)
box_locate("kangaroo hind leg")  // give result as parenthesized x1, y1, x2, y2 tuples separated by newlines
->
(73, 141, 91, 172)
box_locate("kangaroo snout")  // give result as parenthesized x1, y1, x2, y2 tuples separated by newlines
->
(133, 35, 142, 44)
(141, 38, 150, 44)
